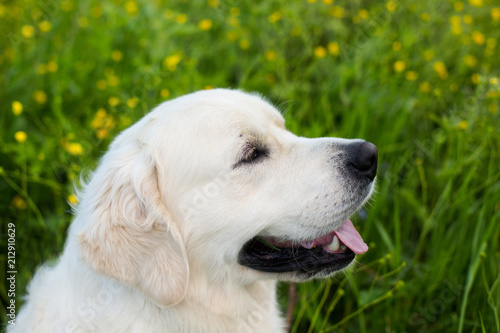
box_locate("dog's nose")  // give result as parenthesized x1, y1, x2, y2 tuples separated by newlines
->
(348, 141, 378, 181)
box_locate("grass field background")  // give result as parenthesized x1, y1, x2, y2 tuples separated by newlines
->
(1, 0, 499, 331)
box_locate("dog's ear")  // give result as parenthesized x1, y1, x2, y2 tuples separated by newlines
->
(78, 141, 189, 307)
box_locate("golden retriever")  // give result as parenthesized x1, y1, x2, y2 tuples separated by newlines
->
(11, 89, 377, 332)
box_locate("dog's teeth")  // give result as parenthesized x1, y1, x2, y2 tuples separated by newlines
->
(327, 235, 340, 252)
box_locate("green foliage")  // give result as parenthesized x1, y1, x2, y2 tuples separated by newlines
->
(1, 0, 499, 331)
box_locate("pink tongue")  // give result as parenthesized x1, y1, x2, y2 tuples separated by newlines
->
(334, 220, 369, 254)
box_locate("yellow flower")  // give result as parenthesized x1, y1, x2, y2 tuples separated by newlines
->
(97, 108, 107, 117)
(111, 50, 123, 62)
(208, 0, 219, 8)
(472, 31, 485, 45)
(204, 85, 214, 90)
(103, 114, 115, 129)
(492, 8, 500, 21)
(15, 131, 27, 143)
(464, 55, 477, 67)
(450, 15, 461, 25)
(486, 91, 499, 98)
(96, 129, 108, 139)
(37, 64, 47, 75)
(12, 195, 27, 210)
(471, 73, 481, 84)
(230, 7, 240, 16)
(4, 48, 14, 61)
(314, 46, 327, 58)
(454, 2, 464, 11)
(450, 16, 462, 35)
(265, 50, 278, 61)
(176, 14, 187, 24)
(468, 0, 482, 7)
(21, 25, 35, 38)
(419, 82, 432, 93)
(39, 21, 51, 32)
(33, 90, 48, 104)
(327, 42, 340, 56)
(47, 61, 58, 73)
(227, 16, 240, 27)
(227, 31, 238, 42)
(291, 27, 301, 36)
(307, 0, 317, 3)
(12, 101, 23, 115)
(161, 89, 170, 98)
(61, 0, 74, 11)
(490, 77, 499, 85)
(421, 12, 430, 21)
(121, 117, 132, 127)
(269, 12, 282, 23)
(433, 61, 448, 80)
(489, 103, 498, 114)
(463, 15, 473, 25)
(78, 17, 88, 28)
(359, 9, 369, 19)
(91, 5, 102, 18)
(164, 53, 183, 71)
(457, 120, 468, 130)
(108, 97, 120, 107)
(66, 142, 83, 155)
(0, 4, 5, 17)
(96, 80, 107, 90)
(322, 0, 333, 4)
(68, 194, 78, 205)
(125, 1, 138, 15)
(228, 16, 239, 27)
(393, 60, 406, 73)
(239, 39, 250, 50)
(198, 19, 212, 31)
(405, 71, 418, 81)
(127, 97, 139, 108)
(392, 41, 402, 51)
(108, 75, 119, 87)
(386, 1, 397, 13)
(451, 24, 462, 35)
(329, 6, 345, 18)
(423, 49, 434, 61)
(486, 38, 497, 49)
(91, 108, 107, 129)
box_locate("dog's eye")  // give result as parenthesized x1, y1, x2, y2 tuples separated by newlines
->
(247, 148, 260, 161)
(239, 146, 267, 165)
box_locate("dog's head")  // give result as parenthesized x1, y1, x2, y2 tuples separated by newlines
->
(76, 89, 377, 307)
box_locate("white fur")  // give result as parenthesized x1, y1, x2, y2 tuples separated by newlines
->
(10, 89, 374, 332)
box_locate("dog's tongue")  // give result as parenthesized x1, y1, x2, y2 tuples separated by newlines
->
(334, 220, 369, 254)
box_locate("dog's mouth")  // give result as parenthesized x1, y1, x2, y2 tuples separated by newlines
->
(238, 220, 368, 277)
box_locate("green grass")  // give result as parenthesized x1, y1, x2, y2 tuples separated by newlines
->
(1, 0, 499, 331)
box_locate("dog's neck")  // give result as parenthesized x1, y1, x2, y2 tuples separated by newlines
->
(60, 243, 285, 332)
(177, 266, 285, 331)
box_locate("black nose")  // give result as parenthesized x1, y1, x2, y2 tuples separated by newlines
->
(348, 141, 378, 181)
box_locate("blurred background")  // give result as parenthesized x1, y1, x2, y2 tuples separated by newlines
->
(1, 0, 499, 331)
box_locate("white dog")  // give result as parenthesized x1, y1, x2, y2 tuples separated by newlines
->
(11, 89, 377, 332)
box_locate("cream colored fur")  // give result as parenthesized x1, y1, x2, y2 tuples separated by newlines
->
(10, 89, 373, 332)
